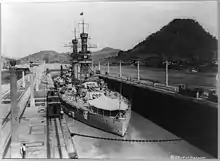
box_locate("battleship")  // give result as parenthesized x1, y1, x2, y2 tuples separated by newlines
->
(54, 15, 131, 136)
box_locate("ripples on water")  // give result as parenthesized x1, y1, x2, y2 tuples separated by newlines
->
(66, 111, 212, 159)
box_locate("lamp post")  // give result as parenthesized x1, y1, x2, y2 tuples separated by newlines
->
(119, 60, 122, 78)
(98, 61, 101, 71)
(30, 61, 35, 108)
(98, 60, 106, 74)
(165, 60, 169, 87)
(22, 70, 25, 88)
(137, 60, 140, 81)
(9, 60, 20, 158)
(36, 70, 39, 91)
(107, 61, 110, 74)
(91, 61, 94, 71)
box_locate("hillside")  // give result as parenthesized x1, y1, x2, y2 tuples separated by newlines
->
(16, 47, 119, 65)
(1, 56, 16, 62)
(17, 51, 71, 64)
(91, 47, 120, 64)
(116, 19, 217, 64)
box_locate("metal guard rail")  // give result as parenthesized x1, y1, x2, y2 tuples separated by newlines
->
(98, 74, 179, 93)
(2, 74, 30, 97)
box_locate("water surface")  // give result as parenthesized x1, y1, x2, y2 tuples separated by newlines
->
(66, 111, 212, 159)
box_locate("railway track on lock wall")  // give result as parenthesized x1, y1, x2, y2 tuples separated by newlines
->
(47, 117, 66, 159)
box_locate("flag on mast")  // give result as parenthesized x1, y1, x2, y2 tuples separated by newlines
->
(80, 12, 83, 15)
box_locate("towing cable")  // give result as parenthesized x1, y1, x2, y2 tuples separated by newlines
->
(62, 105, 182, 143)
(70, 132, 182, 143)
(62, 103, 182, 143)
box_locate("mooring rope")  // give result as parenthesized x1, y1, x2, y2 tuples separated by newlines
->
(70, 132, 182, 143)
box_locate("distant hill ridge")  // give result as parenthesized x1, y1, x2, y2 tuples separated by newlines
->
(17, 18, 217, 66)
(91, 47, 120, 64)
(95, 47, 120, 53)
(16, 48, 119, 65)
(17, 50, 71, 64)
(1, 56, 16, 61)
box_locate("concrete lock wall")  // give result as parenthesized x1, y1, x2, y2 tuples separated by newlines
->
(102, 77, 218, 158)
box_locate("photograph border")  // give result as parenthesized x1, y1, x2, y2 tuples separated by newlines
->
(0, 0, 219, 160)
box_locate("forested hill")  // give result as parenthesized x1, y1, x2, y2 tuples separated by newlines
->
(117, 18, 217, 63)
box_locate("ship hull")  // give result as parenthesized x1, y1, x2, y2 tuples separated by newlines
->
(60, 96, 131, 137)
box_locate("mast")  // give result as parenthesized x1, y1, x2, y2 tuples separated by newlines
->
(78, 13, 92, 80)
(82, 20, 85, 34)
(67, 12, 96, 81)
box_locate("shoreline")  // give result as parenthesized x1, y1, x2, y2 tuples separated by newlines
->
(98, 65, 217, 89)
(1, 65, 217, 89)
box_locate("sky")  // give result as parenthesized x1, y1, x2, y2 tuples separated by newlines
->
(1, 0, 218, 58)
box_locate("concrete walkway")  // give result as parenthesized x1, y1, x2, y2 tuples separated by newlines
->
(17, 105, 47, 158)
(11, 72, 75, 159)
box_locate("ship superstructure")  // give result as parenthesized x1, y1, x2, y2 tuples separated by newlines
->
(71, 19, 93, 82)
(71, 28, 79, 82)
